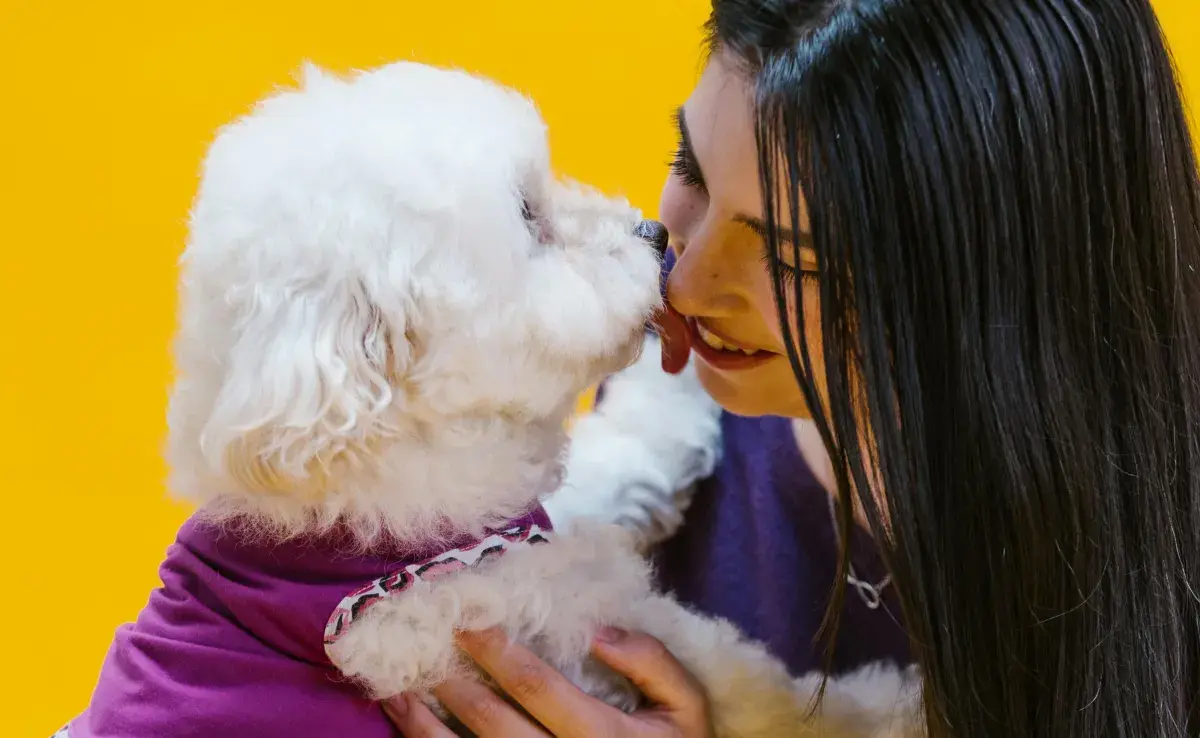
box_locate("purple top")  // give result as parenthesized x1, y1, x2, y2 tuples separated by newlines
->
(69, 508, 550, 738)
(643, 247, 910, 676)
(651, 412, 911, 675)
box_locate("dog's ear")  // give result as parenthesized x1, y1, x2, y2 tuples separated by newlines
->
(200, 277, 408, 497)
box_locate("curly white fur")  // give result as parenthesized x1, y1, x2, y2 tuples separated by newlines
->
(544, 333, 723, 548)
(169, 61, 658, 545)
(795, 665, 924, 737)
(160, 59, 920, 737)
(332, 523, 921, 737)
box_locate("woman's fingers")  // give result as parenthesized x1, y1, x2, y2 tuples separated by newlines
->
(384, 684, 551, 738)
(432, 677, 552, 737)
(592, 628, 709, 720)
(457, 628, 611, 735)
(382, 693, 458, 738)
(387, 628, 712, 737)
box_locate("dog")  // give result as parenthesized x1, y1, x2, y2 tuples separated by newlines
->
(61, 61, 917, 737)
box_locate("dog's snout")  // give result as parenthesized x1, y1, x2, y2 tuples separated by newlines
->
(634, 220, 670, 256)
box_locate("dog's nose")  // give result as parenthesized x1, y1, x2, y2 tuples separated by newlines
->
(634, 220, 670, 256)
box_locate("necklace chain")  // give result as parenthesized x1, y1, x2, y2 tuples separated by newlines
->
(826, 492, 892, 610)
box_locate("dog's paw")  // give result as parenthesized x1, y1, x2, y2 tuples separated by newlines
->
(545, 413, 699, 547)
(546, 334, 722, 547)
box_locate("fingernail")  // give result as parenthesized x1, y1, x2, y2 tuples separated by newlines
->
(384, 693, 410, 719)
(595, 626, 628, 645)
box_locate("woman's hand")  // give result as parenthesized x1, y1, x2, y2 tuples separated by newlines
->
(383, 627, 713, 737)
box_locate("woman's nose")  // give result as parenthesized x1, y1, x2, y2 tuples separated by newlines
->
(664, 223, 749, 319)
(634, 219, 670, 256)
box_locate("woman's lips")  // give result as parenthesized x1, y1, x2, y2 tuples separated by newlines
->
(688, 319, 774, 371)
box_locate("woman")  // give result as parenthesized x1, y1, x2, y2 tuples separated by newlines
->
(391, 0, 1200, 735)
(547, 277, 910, 678)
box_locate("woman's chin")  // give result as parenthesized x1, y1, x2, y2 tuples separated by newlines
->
(695, 358, 811, 419)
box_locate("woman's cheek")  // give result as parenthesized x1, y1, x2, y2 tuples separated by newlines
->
(659, 176, 706, 240)
(802, 285, 824, 352)
(774, 280, 824, 352)
(773, 281, 830, 409)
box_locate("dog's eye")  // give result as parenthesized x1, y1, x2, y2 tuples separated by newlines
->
(520, 192, 552, 244)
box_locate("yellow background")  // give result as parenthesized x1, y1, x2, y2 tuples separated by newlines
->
(0, 1, 1195, 734)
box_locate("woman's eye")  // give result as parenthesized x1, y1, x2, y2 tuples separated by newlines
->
(670, 146, 708, 194)
(669, 109, 708, 195)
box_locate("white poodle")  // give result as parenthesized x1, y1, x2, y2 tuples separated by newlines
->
(60, 61, 918, 738)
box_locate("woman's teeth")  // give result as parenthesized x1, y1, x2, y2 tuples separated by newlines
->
(697, 324, 759, 355)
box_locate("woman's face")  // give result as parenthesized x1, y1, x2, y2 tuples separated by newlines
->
(659, 53, 824, 418)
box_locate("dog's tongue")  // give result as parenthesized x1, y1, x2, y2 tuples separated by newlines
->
(653, 302, 691, 375)
(634, 220, 691, 376)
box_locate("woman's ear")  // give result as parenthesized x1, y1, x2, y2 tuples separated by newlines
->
(199, 277, 409, 498)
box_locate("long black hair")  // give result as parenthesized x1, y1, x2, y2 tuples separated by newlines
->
(709, 0, 1200, 734)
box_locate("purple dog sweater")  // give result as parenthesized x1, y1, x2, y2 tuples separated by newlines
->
(66, 508, 552, 738)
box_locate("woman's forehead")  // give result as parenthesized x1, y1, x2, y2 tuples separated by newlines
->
(684, 56, 760, 204)
(687, 54, 754, 147)
(686, 54, 811, 233)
